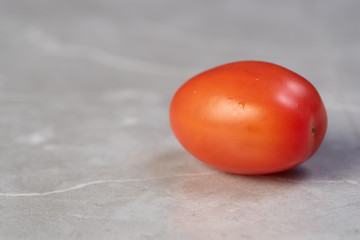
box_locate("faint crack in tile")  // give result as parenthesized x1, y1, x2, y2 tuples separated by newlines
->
(273, 177, 360, 186)
(26, 26, 197, 78)
(0, 172, 216, 197)
(327, 200, 360, 211)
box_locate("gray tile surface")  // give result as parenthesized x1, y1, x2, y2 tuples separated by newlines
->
(0, 0, 359, 239)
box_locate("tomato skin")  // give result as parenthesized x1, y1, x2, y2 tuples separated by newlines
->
(170, 61, 327, 175)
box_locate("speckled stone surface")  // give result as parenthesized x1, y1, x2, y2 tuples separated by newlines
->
(0, 0, 360, 239)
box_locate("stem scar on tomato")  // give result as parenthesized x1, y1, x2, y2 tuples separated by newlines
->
(312, 124, 316, 136)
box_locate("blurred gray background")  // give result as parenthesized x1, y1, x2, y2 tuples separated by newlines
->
(0, 0, 359, 239)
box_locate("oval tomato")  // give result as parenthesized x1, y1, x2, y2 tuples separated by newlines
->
(170, 61, 327, 175)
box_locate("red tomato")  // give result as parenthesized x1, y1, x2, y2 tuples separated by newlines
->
(170, 61, 327, 175)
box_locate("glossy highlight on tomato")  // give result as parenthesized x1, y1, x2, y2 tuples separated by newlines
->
(170, 61, 327, 175)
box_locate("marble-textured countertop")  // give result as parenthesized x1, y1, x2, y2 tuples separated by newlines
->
(1, 0, 359, 239)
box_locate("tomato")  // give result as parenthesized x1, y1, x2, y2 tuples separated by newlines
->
(169, 61, 327, 175)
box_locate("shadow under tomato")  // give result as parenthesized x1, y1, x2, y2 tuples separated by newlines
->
(221, 164, 311, 187)
(145, 149, 214, 177)
(298, 137, 360, 179)
(267, 165, 310, 179)
(147, 148, 312, 189)
(250, 135, 360, 182)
